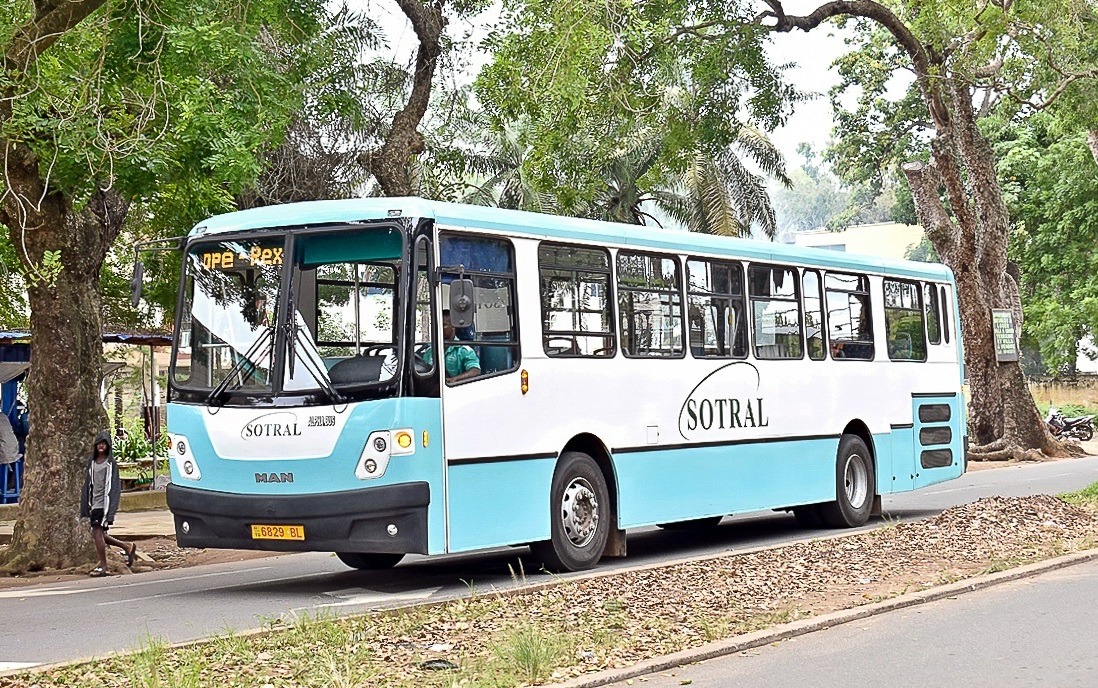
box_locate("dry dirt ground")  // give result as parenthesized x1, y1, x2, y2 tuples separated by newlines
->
(1, 441, 1094, 591)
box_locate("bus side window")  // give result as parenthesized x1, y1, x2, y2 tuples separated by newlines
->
(617, 251, 684, 358)
(439, 234, 520, 379)
(539, 243, 615, 357)
(923, 282, 942, 345)
(802, 269, 825, 360)
(824, 272, 874, 360)
(687, 257, 747, 358)
(883, 279, 927, 361)
(940, 285, 950, 344)
(747, 264, 803, 360)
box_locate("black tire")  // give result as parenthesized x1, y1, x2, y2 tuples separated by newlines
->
(1078, 425, 1094, 442)
(818, 435, 875, 528)
(792, 504, 824, 528)
(531, 451, 611, 572)
(656, 516, 723, 530)
(335, 552, 405, 570)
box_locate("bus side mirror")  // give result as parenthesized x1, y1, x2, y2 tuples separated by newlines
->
(449, 278, 474, 328)
(129, 261, 145, 308)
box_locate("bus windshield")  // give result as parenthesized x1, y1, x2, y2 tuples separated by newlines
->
(171, 224, 407, 399)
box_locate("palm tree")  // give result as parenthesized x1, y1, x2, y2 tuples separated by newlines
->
(588, 124, 791, 237)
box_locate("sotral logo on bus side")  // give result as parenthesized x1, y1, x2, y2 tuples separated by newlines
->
(678, 362, 769, 441)
(241, 411, 303, 440)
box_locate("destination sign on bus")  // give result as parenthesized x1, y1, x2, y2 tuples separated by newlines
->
(201, 246, 284, 271)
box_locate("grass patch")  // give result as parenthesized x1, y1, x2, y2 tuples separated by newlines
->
(1060, 481, 1098, 508)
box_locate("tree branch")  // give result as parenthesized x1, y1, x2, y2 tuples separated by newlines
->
(901, 160, 958, 265)
(4, 0, 107, 75)
(369, 0, 447, 195)
(760, 0, 949, 129)
(1088, 130, 1098, 168)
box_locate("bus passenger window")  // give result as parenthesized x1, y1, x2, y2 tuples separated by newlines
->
(940, 285, 950, 343)
(687, 258, 747, 358)
(539, 244, 615, 357)
(923, 283, 942, 345)
(748, 264, 803, 359)
(802, 270, 825, 360)
(825, 272, 874, 360)
(617, 251, 684, 357)
(884, 279, 927, 361)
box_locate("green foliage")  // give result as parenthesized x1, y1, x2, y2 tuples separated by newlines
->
(2, 0, 346, 330)
(475, 0, 797, 213)
(997, 113, 1098, 375)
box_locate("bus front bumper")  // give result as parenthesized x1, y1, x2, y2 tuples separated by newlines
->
(166, 482, 430, 554)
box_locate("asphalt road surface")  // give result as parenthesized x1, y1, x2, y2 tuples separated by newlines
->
(607, 556, 1098, 688)
(1, 456, 1096, 671)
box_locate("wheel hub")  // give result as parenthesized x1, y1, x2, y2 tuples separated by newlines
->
(844, 453, 869, 508)
(562, 477, 599, 548)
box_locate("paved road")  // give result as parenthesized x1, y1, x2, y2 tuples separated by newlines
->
(609, 556, 1098, 688)
(0, 456, 1096, 671)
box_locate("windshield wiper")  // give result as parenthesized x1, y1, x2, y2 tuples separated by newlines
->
(206, 326, 274, 406)
(286, 317, 345, 405)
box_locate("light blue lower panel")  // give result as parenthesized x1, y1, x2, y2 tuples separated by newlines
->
(883, 428, 915, 494)
(614, 438, 841, 528)
(447, 458, 556, 552)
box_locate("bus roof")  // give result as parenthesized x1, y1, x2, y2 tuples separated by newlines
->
(192, 197, 955, 283)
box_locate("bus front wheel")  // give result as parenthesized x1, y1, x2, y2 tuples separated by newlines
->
(335, 552, 405, 570)
(819, 435, 874, 528)
(532, 451, 611, 573)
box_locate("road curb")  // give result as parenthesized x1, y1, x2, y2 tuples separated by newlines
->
(546, 549, 1098, 688)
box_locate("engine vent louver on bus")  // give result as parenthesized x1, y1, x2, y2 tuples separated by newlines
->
(917, 402, 953, 469)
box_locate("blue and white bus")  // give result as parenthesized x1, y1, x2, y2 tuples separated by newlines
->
(164, 198, 966, 572)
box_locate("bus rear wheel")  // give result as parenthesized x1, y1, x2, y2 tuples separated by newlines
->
(335, 552, 405, 570)
(819, 434, 874, 528)
(532, 451, 611, 573)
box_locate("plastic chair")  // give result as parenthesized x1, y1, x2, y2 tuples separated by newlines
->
(0, 457, 23, 504)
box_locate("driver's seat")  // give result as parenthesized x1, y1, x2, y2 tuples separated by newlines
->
(328, 356, 385, 384)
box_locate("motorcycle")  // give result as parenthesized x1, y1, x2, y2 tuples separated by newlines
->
(1045, 406, 1095, 441)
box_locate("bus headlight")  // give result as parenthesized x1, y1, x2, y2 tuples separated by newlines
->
(358, 431, 392, 480)
(357, 428, 414, 480)
(169, 434, 201, 481)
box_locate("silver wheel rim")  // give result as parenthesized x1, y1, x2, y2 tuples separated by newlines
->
(844, 453, 869, 508)
(561, 477, 599, 548)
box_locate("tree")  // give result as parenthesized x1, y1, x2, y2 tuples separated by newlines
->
(995, 113, 1098, 376)
(761, 0, 1098, 460)
(476, 0, 797, 213)
(0, 0, 330, 572)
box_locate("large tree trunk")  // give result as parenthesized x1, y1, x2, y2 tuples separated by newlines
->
(767, 1, 1074, 461)
(362, 0, 446, 195)
(902, 82, 1069, 461)
(0, 151, 125, 571)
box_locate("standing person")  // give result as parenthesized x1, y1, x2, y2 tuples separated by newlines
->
(80, 431, 136, 576)
(0, 417, 19, 492)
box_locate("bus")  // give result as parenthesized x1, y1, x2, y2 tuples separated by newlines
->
(163, 197, 966, 572)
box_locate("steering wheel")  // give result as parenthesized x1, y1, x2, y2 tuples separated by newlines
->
(413, 343, 432, 374)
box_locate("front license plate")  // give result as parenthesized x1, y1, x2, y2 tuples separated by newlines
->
(250, 524, 305, 541)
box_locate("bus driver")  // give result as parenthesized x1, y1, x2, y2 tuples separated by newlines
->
(424, 309, 481, 383)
